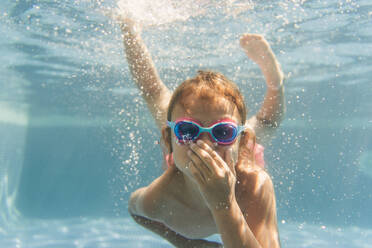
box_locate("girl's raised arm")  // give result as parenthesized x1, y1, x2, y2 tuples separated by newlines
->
(120, 19, 171, 130)
(240, 34, 286, 144)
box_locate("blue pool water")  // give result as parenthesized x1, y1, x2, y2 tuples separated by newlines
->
(1, 0, 372, 247)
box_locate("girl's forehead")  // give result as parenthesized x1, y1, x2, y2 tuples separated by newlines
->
(172, 97, 241, 125)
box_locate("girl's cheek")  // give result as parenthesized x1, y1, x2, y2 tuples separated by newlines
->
(173, 143, 190, 159)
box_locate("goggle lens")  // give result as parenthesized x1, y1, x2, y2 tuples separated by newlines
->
(175, 121, 199, 141)
(212, 123, 237, 143)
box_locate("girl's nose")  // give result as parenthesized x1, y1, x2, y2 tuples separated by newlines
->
(198, 132, 214, 146)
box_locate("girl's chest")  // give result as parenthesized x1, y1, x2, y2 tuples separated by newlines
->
(160, 197, 218, 239)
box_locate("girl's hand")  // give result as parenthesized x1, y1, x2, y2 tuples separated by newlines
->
(108, 5, 142, 35)
(240, 34, 284, 89)
(118, 16, 142, 35)
(240, 34, 274, 66)
(187, 140, 237, 211)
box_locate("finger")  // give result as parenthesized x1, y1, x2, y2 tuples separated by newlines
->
(225, 148, 236, 177)
(194, 141, 235, 178)
(239, 34, 263, 46)
(188, 161, 206, 185)
(190, 142, 220, 172)
(193, 140, 226, 168)
(225, 147, 233, 165)
(187, 149, 212, 177)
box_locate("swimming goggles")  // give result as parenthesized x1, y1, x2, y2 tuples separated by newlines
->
(167, 118, 247, 145)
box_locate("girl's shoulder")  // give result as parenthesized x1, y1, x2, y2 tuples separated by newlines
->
(139, 168, 179, 219)
(235, 165, 274, 200)
(235, 165, 276, 228)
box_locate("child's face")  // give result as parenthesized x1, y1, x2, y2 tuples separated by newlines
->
(170, 96, 242, 174)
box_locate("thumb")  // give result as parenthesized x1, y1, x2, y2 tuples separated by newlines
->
(238, 125, 256, 165)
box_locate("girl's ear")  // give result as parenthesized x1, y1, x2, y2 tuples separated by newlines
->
(161, 126, 172, 153)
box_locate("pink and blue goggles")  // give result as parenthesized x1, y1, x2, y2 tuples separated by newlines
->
(167, 118, 247, 145)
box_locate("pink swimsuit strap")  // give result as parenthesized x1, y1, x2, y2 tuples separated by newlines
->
(254, 143, 265, 168)
(163, 144, 265, 169)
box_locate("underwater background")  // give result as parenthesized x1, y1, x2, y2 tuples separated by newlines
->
(1, 0, 372, 247)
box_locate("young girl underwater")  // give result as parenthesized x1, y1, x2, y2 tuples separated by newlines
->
(120, 18, 285, 248)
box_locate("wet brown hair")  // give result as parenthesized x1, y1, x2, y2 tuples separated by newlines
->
(167, 70, 247, 124)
